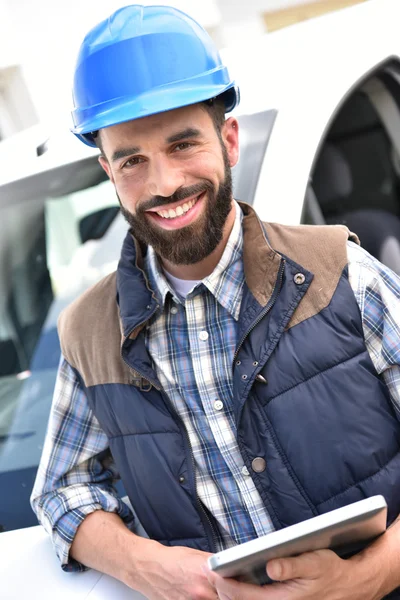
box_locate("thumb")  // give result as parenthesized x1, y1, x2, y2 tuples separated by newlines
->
(267, 550, 327, 581)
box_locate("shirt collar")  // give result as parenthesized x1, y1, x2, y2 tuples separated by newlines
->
(145, 245, 174, 307)
(144, 201, 244, 320)
(202, 201, 244, 320)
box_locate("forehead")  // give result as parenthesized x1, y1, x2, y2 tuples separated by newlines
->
(100, 103, 214, 150)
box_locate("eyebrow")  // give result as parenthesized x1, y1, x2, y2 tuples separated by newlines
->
(166, 127, 201, 144)
(111, 146, 140, 163)
(110, 128, 201, 163)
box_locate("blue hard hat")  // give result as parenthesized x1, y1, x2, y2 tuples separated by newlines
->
(71, 4, 240, 147)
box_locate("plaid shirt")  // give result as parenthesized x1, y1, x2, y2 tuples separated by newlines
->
(31, 213, 400, 571)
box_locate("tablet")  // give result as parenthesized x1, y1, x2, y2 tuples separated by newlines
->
(208, 495, 387, 585)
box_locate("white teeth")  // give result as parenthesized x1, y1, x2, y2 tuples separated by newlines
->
(156, 195, 199, 219)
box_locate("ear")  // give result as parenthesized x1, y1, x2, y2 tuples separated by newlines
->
(98, 155, 115, 184)
(221, 117, 239, 168)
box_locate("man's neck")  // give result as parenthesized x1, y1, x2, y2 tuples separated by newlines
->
(160, 202, 236, 280)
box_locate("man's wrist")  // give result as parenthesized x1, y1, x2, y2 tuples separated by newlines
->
(122, 536, 164, 591)
(350, 520, 400, 600)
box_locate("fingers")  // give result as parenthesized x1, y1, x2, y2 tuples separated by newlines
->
(204, 550, 341, 599)
(205, 568, 269, 600)
(211, 575, 269, 599)
(267, 549, 336, 582)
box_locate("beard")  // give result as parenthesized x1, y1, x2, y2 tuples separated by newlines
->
(119, 146, 233, 266)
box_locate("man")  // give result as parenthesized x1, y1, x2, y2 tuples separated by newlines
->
(31, 5, 400, 599)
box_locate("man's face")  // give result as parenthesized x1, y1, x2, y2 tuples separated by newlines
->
(98, 104, 239, 265)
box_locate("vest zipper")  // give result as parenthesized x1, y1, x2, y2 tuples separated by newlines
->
(232, 258, 285, 367)
(121, 328, 218, 552)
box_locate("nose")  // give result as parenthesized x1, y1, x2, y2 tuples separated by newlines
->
(147, 154, 185, 198)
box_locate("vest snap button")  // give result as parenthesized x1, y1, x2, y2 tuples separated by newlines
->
(294, 273, 305, 285)
(179, 476, 185, 483)
(252, 457, 266, 473)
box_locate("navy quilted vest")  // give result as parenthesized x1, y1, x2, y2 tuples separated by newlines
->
(82, 250, 400, 545)
(60, 210, 400, 598)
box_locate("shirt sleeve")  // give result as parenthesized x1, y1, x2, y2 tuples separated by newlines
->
(30, 357, 135, 572)
(347, 241, 400, 419)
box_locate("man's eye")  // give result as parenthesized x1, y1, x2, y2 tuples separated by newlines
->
(122, 156, 143, 168)
(174, 142, 192, 151)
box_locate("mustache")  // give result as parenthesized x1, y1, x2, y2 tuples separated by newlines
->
(138, 182, 211, 213)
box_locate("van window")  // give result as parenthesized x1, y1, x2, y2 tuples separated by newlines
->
(306, 62, 400, 274)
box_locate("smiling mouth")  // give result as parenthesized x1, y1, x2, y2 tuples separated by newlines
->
(153, 193, 204, 219)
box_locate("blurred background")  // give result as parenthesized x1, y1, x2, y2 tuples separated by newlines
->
(0, 0, 368, 139)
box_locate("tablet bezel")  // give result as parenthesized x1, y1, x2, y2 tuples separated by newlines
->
(208, 495, 387, 584)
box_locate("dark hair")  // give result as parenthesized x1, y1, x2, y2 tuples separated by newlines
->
(201, 96, 226, 133)
(93, 130, 104, 155)
(94, 96, 227, 156)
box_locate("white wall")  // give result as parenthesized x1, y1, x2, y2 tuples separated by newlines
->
(0, 0, 18, 68)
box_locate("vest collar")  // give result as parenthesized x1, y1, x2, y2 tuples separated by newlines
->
(240, 202, 283, 307)
(117, 201, 284, 339)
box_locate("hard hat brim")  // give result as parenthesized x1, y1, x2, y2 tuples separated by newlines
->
(72, 82, 239, 148)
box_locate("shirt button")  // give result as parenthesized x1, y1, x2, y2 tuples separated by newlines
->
(252, 457, 266, 473)
(214, 400, 224, 411)
(199, 331, 209, 341)
(170, 306, 178, 315)
(241, 465, 250, 476)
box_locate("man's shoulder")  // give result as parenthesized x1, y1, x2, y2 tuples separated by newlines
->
(262, 221, 358, 273)
(57, 270, 133, 386)
(263, 221, 358, 254)
(58, 271, 119, 351)
(260, 222, 358, 329)
(59, 271, 117, 323)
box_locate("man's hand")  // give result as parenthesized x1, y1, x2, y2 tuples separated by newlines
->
(205, 548, 386, 600)
(71, 511, 216, 600)
(132, 543, 216, 600)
